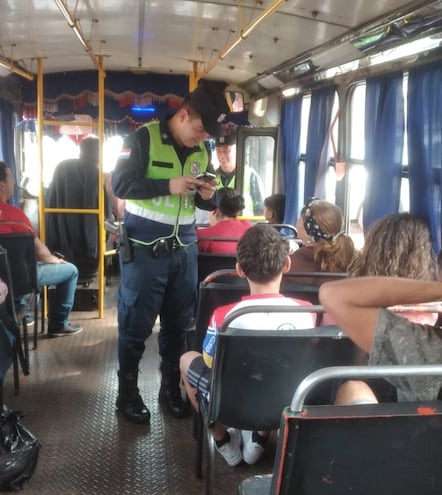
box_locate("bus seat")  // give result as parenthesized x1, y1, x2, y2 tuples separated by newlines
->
(0, 242, 32, 395)
(188, 269, 249, 352)
(239, 364, 442, 495)
(0, 232, 41, 352)
(195, 305, 360, 494)
(197, 247, 238, 286)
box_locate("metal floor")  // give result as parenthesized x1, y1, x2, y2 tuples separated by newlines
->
(3, 285, 275, 495)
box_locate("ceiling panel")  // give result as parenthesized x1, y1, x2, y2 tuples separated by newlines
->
(0, 0, 440, 86)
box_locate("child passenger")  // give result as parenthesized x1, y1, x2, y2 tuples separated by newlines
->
(180, 224, 315, 466)
(263, 193, 286, 225)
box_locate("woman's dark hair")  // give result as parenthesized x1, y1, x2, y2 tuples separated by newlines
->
(217, 187, 245, 218)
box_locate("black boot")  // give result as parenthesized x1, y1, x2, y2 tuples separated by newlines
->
(158, 360, 190, 418)
(116, 369, 151, 424)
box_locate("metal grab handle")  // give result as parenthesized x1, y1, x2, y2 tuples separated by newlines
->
(290, 364, 442, 412)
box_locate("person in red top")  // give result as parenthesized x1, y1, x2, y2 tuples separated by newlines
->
(0, 161, 82, 336)
(197, 187, 252, 253)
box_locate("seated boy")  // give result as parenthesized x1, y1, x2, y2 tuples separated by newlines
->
(180, 224, 315, 467)
(319, 276, 442, 404)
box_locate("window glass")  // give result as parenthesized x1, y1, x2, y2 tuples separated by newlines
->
(350, 84, 365, 160)
(299, 95, 310, 154)
(242, 135, 275, 217)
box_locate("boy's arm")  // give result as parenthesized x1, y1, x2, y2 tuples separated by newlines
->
(319, 277, 442, 354)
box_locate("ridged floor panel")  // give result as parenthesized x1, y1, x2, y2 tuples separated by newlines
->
(3, 288, 274, 495)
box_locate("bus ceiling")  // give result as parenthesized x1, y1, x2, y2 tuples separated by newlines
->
(0, 0, 441, 99)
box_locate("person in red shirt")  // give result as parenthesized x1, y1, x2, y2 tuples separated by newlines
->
(197, 187, 252, 253)
(0, 161, 82, 337)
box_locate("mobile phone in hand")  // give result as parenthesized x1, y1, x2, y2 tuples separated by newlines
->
(195, 172, 216, 182)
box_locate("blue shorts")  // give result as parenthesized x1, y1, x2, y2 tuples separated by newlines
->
(187, 355, 211, 396)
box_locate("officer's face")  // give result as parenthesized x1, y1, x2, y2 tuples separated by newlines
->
(216, 145, 236, 174)
(179, 111, 209, 147)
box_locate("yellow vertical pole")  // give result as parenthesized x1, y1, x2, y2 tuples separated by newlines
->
(36, 59, 45, 243)
(97, 56, 105, 318)
(36, 58, 48, 321)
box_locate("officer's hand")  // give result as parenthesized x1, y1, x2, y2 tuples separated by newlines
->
(169, 176, 200, 195)
(196, 180, 216, 200)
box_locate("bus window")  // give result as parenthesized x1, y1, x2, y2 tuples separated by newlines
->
(300, 96, 311, 155)
(350, 84, 365, 161)
(240, 133, 276, 217)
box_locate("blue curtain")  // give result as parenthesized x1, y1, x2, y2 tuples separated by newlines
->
(363, 73, 404, 233)
(304, 86, 336, 200)
(279, 96, 303, 225)
(407, 62, 442, 254)
(0, 99, 18, 205)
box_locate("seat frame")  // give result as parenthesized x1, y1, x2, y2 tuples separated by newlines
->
(0, 245, 30, 395)
(194, 304, 360, 495)
(238, 364, 442, 495)
(0, 232, 42, 350)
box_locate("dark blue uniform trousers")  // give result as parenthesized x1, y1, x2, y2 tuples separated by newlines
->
(117, 242, 197, 371)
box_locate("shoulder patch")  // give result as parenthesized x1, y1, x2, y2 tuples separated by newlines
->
(118, 148, 131, 160)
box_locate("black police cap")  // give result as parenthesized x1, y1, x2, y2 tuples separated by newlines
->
(215, 130, 237, 147)
(190, 80, 230, 137)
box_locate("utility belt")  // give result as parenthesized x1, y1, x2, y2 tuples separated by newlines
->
(105, 219, 185, 261)
(133, 237, 184, 258)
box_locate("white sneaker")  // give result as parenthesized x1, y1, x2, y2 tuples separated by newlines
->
(215, 428, 243, 466)
(241, 430, 266, 465)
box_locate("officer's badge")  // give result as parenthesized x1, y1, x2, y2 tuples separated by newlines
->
(190, 162, 200, 176)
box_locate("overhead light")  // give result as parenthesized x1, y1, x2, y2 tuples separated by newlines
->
(282, 87, 298, 97)
(0, 57, 34, 80)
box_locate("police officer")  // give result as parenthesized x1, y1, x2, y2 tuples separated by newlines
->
(215, 130, 265, 216)
(112, 80, 230, 424)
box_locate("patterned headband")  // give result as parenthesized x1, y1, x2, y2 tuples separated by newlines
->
(302, 197, 343, 242)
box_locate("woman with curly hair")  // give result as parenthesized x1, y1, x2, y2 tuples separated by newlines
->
(289, 197, 355, 283)
(349, 212, 437, 280)
(335, 212, 438, 405)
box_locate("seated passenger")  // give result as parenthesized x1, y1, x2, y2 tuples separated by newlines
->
(197, 187, 252, 253)
(0, 161, 82, 337)
(290, 197, 355, 284)
(319, 275, 442, 403)
(349, 212, 437, 325)
(180, 224, 315, 466)
(263, 193, 285, 225)
(328, 213, 438, 402)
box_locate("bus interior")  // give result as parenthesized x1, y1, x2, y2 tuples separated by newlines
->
(1, 1, 442, 494)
